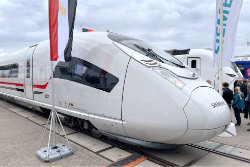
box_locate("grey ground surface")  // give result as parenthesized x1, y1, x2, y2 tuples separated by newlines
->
(1, 99, 250, 167)
(0, 104, 110, 167)
(211, 110, 250, 150)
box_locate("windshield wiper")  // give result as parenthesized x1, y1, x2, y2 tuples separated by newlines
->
(148, 48, 185, 68)
(134, 44, 163, 63)
(146, 48, 165, 63)
(134, 44, 185, 68)
(163, 58, 185, 68)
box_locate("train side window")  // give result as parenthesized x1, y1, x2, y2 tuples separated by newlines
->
(26, 56, 30, 78)
(191, 60, 197, 68)
(0, 63, 18, 78)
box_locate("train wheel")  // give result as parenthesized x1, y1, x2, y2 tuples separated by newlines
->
(68, 117, 78, 128)
(90, 127, 102, 138)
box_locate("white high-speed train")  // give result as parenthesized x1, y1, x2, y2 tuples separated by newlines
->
(0, 32, 231, 148)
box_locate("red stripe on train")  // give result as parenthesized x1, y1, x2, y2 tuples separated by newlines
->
(33, 81, 49, 89)
(0, 81, 49, 89)
(0, 82, 24, 87)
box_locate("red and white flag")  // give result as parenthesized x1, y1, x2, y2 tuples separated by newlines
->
(49, 0, 77, 62)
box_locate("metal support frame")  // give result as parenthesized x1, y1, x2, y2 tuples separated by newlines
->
(37, 61, 73, 162)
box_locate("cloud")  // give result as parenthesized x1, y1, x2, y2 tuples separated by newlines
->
(0, 0, 48, 50)
(74, 0, 217, 49)
(0, 48, 7, 56)
(0, 0, 249, 53)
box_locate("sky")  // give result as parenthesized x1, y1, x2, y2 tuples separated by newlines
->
(0, 0, 249, 56)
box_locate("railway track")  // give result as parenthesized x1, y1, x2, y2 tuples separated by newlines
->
(186, 144, 250, 165)
(1, 100, 250, 167)
(97, 135, 250, 166)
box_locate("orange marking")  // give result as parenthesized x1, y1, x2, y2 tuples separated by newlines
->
(104, 155, 146, 167)
(123, 156, 146, 167)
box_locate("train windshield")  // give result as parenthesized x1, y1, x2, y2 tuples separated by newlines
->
(231, 62, 242, 77)
(108, 33, 184, 67)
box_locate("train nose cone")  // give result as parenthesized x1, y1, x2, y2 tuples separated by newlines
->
(184, 87, 231, 130)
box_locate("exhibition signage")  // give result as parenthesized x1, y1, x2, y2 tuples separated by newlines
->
(247, 68, 250, 77)
(213, 0, 243, 67)
(49, 0, 77, 62)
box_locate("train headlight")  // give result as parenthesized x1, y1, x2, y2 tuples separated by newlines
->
(153, 68, 185, 89)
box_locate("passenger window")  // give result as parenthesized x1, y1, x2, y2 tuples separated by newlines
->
(0, 63, 19, 78)
(191, 60, 197, 68)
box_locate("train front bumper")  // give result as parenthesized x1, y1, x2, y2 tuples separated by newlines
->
(176, 86, 231, 144)
(175, 126, 227, 144)
(183, 87, 231, 130)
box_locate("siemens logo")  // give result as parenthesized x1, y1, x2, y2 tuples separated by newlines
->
(211, 101, 226, 108)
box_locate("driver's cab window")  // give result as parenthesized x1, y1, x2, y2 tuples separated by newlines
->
(73, 61, 88, 80)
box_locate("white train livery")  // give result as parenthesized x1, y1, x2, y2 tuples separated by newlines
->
(0, 32, 231, 148)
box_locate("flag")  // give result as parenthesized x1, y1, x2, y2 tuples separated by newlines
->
(213, 0, 243, 67)
(82, 28, 95, 32)
(49, 0, 77, 62)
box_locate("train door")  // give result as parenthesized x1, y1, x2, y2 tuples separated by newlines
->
(25, 45, 37, 100)
(188, 57, 201, 75)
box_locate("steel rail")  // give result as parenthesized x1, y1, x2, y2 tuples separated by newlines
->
(187, 144, 250, 164)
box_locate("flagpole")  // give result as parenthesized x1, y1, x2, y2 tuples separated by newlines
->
(219, 0, 224, 95)
(51, 61, 56, 146)
(37, 0, 74, 162)
(48, 0, 56, 147)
